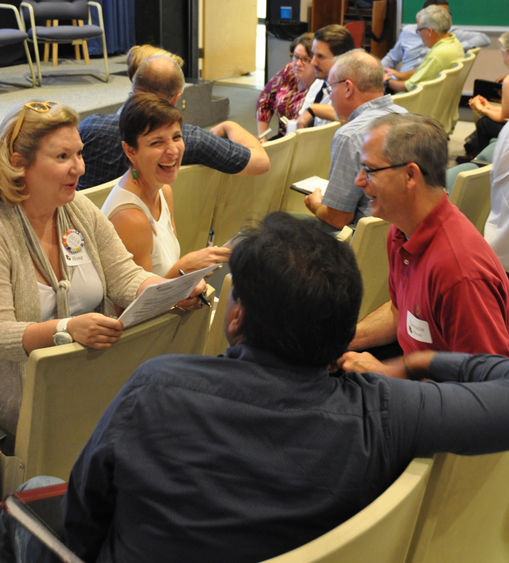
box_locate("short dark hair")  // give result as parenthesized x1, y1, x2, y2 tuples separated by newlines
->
(119, 92, 183, 148)
(314, 24, 354, 56)
(229, 212, 363, 366)
(422, 0, 448, 8)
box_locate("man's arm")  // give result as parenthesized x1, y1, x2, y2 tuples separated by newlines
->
(304, 189, 354, 229)
(350, 300, 399, 351)
(209, 121, 270, 176)
(453, 28, 490, 51)
(297, 104, 337, 128)
(308, 127, 367, 229)
(386, 78, 408, 92)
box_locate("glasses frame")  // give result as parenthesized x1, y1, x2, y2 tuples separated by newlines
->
(416, 26, 429, 34)
(359, 162, 410, 181)
(292, 54, 311, 65)
(9, 101, 58, 155)
(329, 79, 348, 87)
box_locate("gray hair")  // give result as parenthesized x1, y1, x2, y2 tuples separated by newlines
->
(133, 55, 185, 100)
(499, 32, 509, 51)
(416, 4, 452, 34)
(330, 49, 384, 93)
(368, 113, 448, 188)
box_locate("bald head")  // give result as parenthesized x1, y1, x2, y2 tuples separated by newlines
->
(132, 55, 185, 102)
(330, 49, 384, 93)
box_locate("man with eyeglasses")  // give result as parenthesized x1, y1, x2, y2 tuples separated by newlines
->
(382, 0, 489, 79)
(304, 50, 406, 231)
(340, 113, 509, 376)
(385, 4, 463, 93)
(296, 24, 354, 129)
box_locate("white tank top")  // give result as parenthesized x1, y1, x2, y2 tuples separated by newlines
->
(101, 180, 180, 277)
(38, 260, 103, 322)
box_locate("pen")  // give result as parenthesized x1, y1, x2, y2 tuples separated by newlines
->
(258, 128, 272, 140)
(207, 229, 215, 247)
(178, 269, 211, 308)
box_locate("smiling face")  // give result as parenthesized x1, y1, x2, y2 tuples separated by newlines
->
(21, 125, 84, 210)
(354, 126, 408, 224)
(124, 121, 185, 188)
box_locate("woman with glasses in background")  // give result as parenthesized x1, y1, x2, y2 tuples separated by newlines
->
(256, 32, 315, 141)
(0, 100, 201, 442)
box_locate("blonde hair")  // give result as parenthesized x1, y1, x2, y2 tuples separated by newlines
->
(126, 44, 184, 81)
(0, 101, 78, 205)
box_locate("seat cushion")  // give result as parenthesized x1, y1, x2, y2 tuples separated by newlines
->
(0, 29, 29, 47)
(29, 24, 102, 41)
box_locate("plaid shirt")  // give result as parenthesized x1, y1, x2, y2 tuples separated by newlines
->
(78, 112, 251, 189)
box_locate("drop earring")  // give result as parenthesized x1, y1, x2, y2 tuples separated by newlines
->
(132, 168, 138, 180)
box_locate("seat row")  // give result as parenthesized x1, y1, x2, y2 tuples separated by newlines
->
(392, 47, 479, 135)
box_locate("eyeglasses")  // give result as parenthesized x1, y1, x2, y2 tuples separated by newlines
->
(292, 54, 311, 65)
(416, 26, 429, 34)
(9, 101, 58, 155)
(359, 162, 410, 181)
(329, 79, 347, 87)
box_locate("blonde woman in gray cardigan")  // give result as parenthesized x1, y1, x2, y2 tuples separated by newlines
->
(0, 101, 204, 439)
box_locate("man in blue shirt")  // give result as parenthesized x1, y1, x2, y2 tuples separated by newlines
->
(382, 0, 489, 76)
(60, 212, 509, 563)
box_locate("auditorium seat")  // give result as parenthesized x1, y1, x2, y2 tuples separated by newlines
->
(350, 216, 391, 321)
(0, 287, 213, 496)
(449, 164, 492, 234)
(282, 122, 341, 216)
(212, 133, 296, 245)
(391, 83, 424, 114)
(406, 451, 509, 562)
(171, 164, 222, 254)
(262, 457, 433, 563)
(81, 176, 119, 208)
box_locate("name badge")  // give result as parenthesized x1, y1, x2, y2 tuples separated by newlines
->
(406, 310, 432, 344)
(61, 229, 91, 266)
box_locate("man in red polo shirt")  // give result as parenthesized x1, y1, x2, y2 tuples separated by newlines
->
(341, 113, 509, 374)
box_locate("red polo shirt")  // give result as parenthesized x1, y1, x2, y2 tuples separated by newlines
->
(388, 194, 509, 355)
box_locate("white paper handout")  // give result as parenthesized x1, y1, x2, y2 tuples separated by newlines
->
(119, 265, 217, 329)
(290, 176, 329, 196)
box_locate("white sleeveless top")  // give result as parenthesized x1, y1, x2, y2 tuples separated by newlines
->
(101, 178, 180, 277)
(38, 260, 103, 322)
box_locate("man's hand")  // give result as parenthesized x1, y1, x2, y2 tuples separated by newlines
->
(338, 351, 388, 374)
(304, 188, 323, 214)
(296, 109, 314, 129)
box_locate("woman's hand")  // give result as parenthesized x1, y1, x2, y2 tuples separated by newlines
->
(176, 246, 231, 274)
(67, 313, 124, 349)
(175, 278, 208, 311)
(468, 95, 489, 113)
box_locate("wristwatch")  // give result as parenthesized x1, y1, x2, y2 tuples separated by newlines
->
(53, 317, 73, 345)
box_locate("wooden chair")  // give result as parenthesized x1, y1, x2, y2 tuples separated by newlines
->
(449, 164, 492, 234)
(0, 290, 213, 496)
(350, 217, 391, 321)
(80, 176, 120, 209)
(282, 122, 341, 216)
(262, 457, 433, 563)
(212, 133, 296, 245)
(203, 273, 232, 357)
(171, 165, 222, 255)
(391, 83, 424, 114)
(406, 452, 509, 562)
(344, 20, 365, 48)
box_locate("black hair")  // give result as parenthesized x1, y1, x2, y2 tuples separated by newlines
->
(229, 212, 363, 366)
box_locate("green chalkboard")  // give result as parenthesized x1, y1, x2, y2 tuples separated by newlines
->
(402, 0, 509, 27)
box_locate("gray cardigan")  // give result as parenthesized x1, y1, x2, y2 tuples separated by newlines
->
(0, 192, 153, 436)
